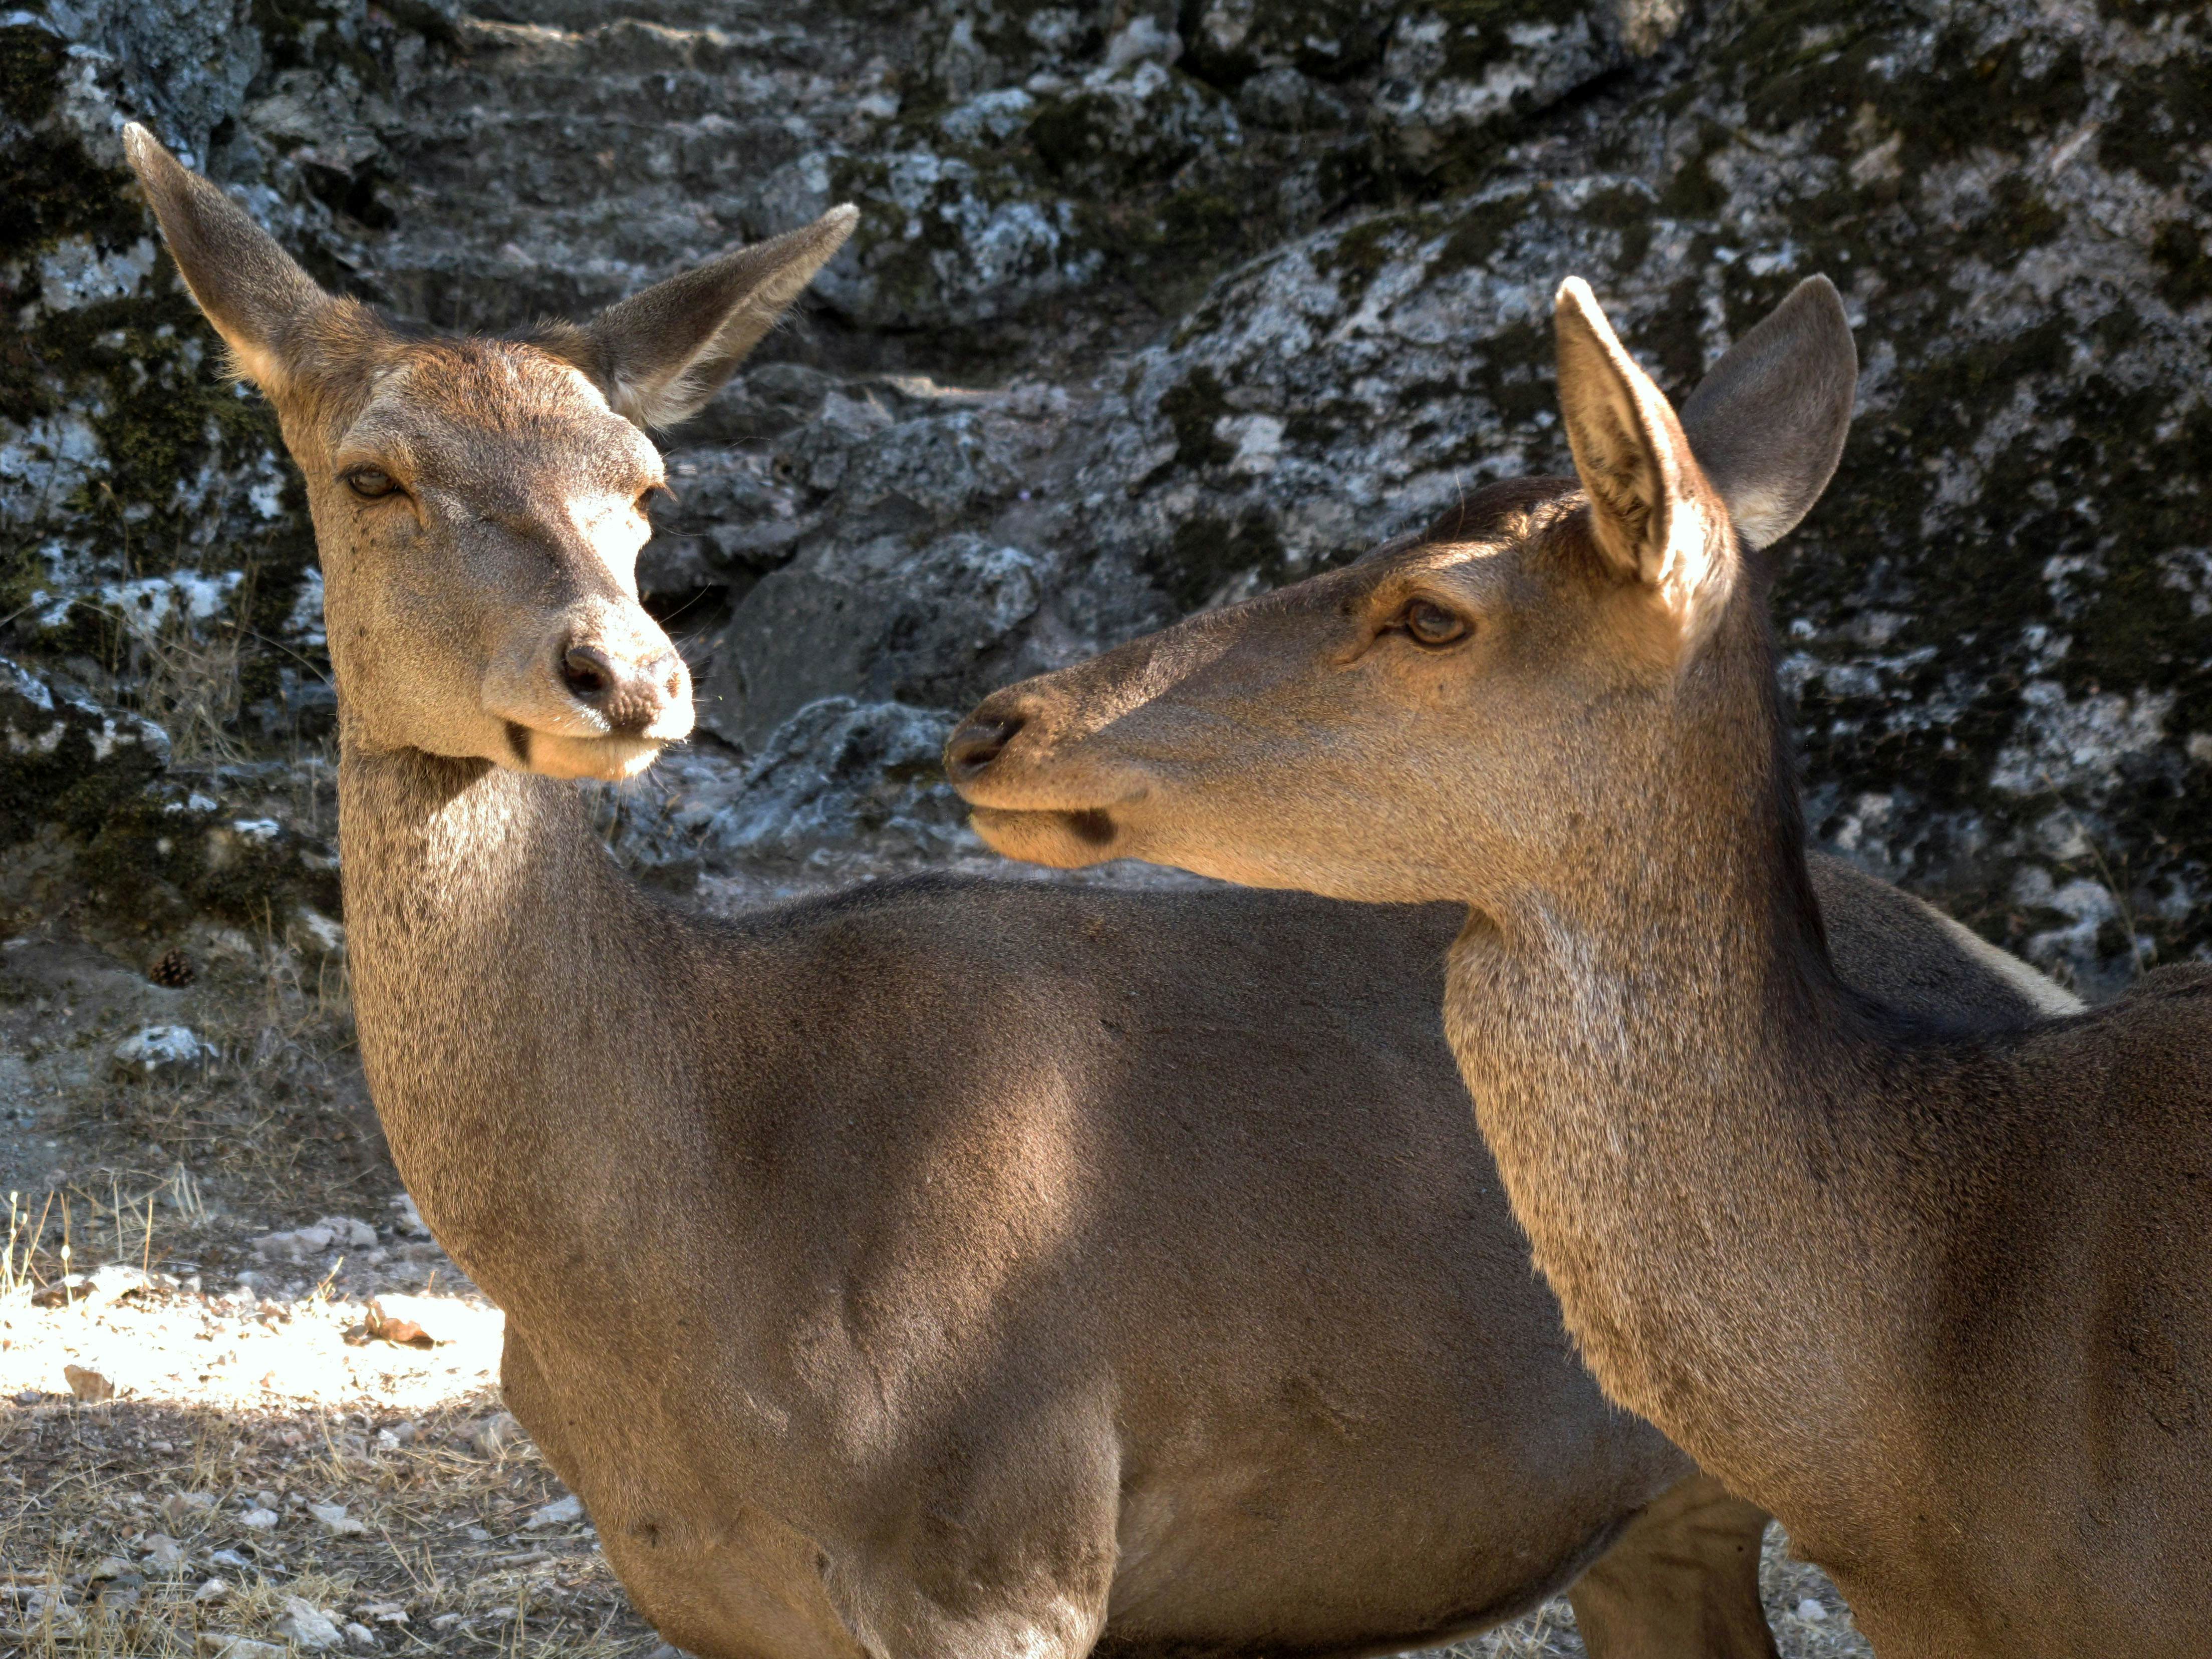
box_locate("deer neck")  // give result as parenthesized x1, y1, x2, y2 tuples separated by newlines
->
(336, 739, 652, 1308)
(1441, 640, 1892, 1497)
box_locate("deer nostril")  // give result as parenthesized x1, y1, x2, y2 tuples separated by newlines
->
(562, 643, 617, 704)
(644, 648, 685, 701)
(945, 715, 1023, 783)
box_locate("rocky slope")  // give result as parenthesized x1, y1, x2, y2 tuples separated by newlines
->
(3, 0, 2207, 988)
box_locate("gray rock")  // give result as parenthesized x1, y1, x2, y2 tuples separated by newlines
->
(112, 1025, 210, 1078)
(523, 1493, 584, 1530)
(699, 534, 1043, 751)
(200, 1638, 286, 1659)
(470, 1411, 524, 1459)
(275, 1597, 345, 1651)
(141, 1533, 185, 1569)
(2, 0, 2205, 1009)
(702, 700, 972, 868)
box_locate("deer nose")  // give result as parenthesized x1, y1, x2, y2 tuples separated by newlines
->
(561, 640, 686, 734)
(945, 713, 1024, 784)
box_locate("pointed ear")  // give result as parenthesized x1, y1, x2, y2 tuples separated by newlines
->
(122, 124, 337, 395)
(1677, 275, 1857, 551)
(549, 207, 858, 431)
(1553, 276, 1726, 623)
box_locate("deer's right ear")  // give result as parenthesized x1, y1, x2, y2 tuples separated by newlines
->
(122, 125, 335, 396)
(556, 206, 858, 431)
(1553, 277, 1727, 635)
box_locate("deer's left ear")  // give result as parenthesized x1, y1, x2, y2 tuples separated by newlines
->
(1553, 276, 1730, 634)
(545, 206, 857, 431)
(1678, 275, 1857, 552)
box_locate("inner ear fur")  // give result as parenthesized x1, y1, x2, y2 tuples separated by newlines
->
(541, 207, 859, 431)
(1552, 276, 1724, 623)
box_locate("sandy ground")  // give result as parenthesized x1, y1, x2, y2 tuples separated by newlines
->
(0, 913, 1871, 1659)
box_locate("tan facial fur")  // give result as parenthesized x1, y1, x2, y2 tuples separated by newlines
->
(121, 123, 854, 786)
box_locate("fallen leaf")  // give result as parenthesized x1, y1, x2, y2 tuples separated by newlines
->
(63, 1364, 114, 1402)
(363, 1299, 433, 1349)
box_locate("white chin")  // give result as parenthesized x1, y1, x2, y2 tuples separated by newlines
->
(521, 731, 668, 782)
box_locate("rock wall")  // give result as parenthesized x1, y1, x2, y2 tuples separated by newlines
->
(2, 0, 2207, 995)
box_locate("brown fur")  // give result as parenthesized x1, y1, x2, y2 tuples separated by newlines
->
(125, 129, 2089, 1659)
(946, 277, 2210, 1657)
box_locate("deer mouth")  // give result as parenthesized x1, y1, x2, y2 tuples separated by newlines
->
(967, 804, 1126, 868)
(504, 723, 673, 783)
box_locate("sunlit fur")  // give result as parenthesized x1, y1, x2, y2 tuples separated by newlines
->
(129, 124, 1838, 1659)
(947, 276, 2212, 1658)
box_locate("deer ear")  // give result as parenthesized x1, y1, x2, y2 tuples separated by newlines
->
(1678, 276, 1857, 551)
(122, 124, 336, 395)
(555, 207, 858, 431)
(1553, 276, 1726, 627)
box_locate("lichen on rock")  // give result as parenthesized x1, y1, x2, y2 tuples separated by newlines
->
(0, 0, 2204, 1002)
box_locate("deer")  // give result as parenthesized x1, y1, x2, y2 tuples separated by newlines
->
(122, 123, 2090, 1659)
(945, 270, 2212, 1658)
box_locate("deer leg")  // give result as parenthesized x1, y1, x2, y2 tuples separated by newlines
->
(1565, 1471, 1779, 1659)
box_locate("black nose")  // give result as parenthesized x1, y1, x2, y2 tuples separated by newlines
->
(945, 714, 1023, 784)
(562, 641, 686, 733)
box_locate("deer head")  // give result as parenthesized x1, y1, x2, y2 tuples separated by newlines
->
(946, 276, 1856, 910)
(123, 125, 854, 783)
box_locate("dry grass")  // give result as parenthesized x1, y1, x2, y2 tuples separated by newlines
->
(113, 607, 249, 770)
(0, 1279, 652, 1659)
(0, 921, 1872, 1659)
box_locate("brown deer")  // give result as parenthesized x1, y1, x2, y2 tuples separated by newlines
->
(946, 274, 2212, 1657)
(125, 124, 2084, 1659)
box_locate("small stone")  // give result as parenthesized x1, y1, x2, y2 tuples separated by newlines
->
(194, 1577, 230, 1603)
(201, 1638, 287, 1659)
(1795, 1597, 1829, 1622)
(161, 1491, 216, 1528)
(314, 1215, 378, 1249)
(523, 1493, 583, 1530)
(276, 1596, 345, 1650)
(208, 1549, 253, 1570)
(236, 1507, 279, 1530)
(142, 1533, 185, 1568)
(113, 1024, 210, 1078)
(309, 1501, 367, 1536)
(344, 1621, 379, 1652)
(429, 1612, 462, 1632)
(470, 1411, 522, 1458)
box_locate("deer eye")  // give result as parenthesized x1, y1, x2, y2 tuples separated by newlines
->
(342, 466, 401, 500)
(1399, 598, 1470, 647)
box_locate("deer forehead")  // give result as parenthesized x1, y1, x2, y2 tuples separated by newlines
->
(1361, 487, 1583, 589)
(336, 344, 663, 497)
